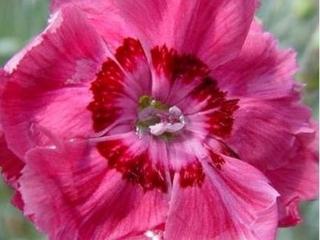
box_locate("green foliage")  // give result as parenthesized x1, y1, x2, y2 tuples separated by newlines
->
(258, 0, 319, 120)
(0, 0, 318, 239)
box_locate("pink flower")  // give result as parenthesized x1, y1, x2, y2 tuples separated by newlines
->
(0, 1, 317, 239)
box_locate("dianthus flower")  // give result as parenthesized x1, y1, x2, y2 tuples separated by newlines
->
(0, 1, 317, 239)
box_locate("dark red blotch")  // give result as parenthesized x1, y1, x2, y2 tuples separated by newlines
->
(151, 45, 209, 82)
(179, 162, 205, 188)
(115, 38, 146, 72)
(98, 140, 167, 192)
(87, 59, 124, 132)
(191, 77, 239, 138)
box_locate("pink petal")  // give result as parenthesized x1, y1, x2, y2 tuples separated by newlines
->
(0, 134, 24, 188)
(114, 38, 151, 96)
(88, 38, 150, 132)
(164, 156, 279, 240)
(160, 0, 258, 67)
(214, 20, 298, 99)
(1, 6, 106, 158)
(97, 135, 168, 192)
(150, 45, 209, 102)
(115, 0, 257, 68)
(50, 0, 257, 68)
(50, 0, 145, 52)
(184, 77, 239, 139)
(266, 134, 318, 226)
(20, 142, 168, 239)
(11, 190, 25, 211)
(0, 129, 25, 212)
(227, 98, 313, 169)
(0, 70, 24, 189)
(0, 111, 25, 211)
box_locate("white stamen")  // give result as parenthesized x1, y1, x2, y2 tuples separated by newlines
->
(166, 122, 185, 133)
(149, 122, 167, 136)
(144, 230, 161, 240)
(148, 105, 186, 136)
(169, 105, 182, 116)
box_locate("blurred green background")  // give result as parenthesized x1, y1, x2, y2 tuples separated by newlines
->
(0, 0, 318, 239)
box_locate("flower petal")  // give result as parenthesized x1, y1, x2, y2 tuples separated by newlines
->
(0, 71, 24, 186)
(214, 20, 298, 99)
(266, 134, 318, 226)
(50, 0, 257, 67)
(1, 6, 106, 158)
(164, 156, 279, 240)
(51, 0, 155, 52)
(160, 0, 258, 67)
(88, 38, 151, 132)
(227, 98, 313, 169)
(20, 141, 168, 240)
(0, 134, 24, 188)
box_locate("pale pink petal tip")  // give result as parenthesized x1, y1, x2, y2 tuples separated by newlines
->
(0, 5, 106, 158)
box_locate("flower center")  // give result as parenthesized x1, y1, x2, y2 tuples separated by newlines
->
(87, 38, 240, 191)
(136, 95, 185, 139)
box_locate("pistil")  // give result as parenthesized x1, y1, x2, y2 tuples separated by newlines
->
(136, 96, 185, 139)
